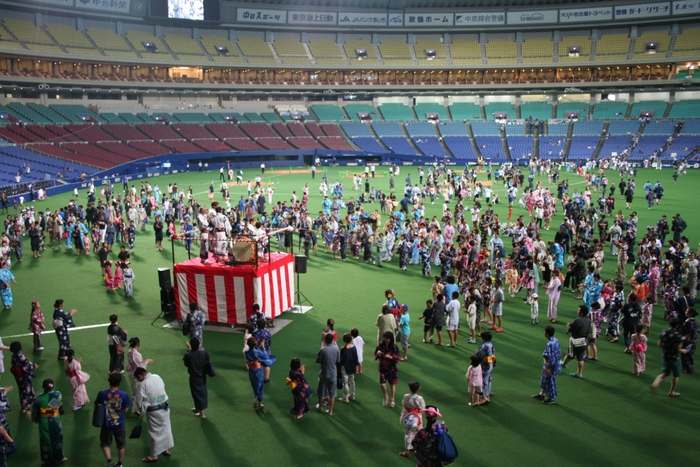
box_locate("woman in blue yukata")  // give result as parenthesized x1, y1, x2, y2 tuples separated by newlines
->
(245, 337, 276, 410)
(0, 261, 17, 310)
(10, 340, 37, 413)
(52, 299, 77, 360)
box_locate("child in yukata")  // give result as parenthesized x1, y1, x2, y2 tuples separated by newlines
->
(123, 262, 136, 298)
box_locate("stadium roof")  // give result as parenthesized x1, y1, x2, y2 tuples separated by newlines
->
(226, 0, 612, 10)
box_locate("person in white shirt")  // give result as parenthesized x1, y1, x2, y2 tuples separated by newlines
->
(445, 291, 461, 347)
(133, 369, 174, 463)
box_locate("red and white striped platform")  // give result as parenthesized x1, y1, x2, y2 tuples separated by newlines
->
(173, 253, 295, 324)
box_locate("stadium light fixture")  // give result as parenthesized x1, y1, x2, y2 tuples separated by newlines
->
(355, 49, 367, 60)
(645, 42, 657, 54)
(215, 45, 229, 56)
(425, 49, 436, 60)
(568, 45, 580, 57)
(142, 41, 157, 53)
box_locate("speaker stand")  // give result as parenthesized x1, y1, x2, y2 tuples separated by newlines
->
(292, 271, 312, 312)
(151, 308, 169, 326)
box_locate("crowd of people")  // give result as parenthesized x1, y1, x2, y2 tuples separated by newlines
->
(0, 155, 698, 466)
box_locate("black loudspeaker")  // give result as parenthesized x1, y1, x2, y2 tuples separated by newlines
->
(160, 287, 175, 314)
(294, 255, 307, 274)
(158, 268, 171, 289)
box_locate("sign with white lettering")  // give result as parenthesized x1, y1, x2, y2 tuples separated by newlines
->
(237, 8, 287, 24)
(75, 0, 131, 13)
(337, 12, 387, 26)
(454, 12, 505, 26)
(507, 10, 558, 24)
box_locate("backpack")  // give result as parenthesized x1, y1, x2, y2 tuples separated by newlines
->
(436, 425, 459, 466)
(181, 312, 192, 336)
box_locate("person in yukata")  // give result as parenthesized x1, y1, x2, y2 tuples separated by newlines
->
(532, 326, 561, 405)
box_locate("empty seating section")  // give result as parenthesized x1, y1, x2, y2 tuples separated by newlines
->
(7, 103, 52, 124)
(102, 124, 150, 141)
(352, 137, 388, 153)
(204, 123, 250, 140)
(672, 28, 700, 57)
(573, 121, 604, 135)
(372, 122, 405, 137)
(51, 105, 105, 123)
(200, 35, 242, 62)
(0, 146, 97, 183)
(378, 104, 415, 122)
(521, 102, 553, 120)
(243, 113, 265, 123)
(237, 37, 274, 58)
(443, 136, 477, 159)
(240, 123, 279, 139)
(413, 137, 448, 157)
(628, 136, 666, 160)
(505, 124, 524, 136)
(680, 120, 700, 134)
(438, 122, 467, 136)
(608, 121, 640, 135)
(547, 123, 570, 136)
(343, 104, 380, 121)
(379, 40, 413, 63)
(318, 124, 343, 137)
(474, 136, 503, 159)
(287, 123, 310, 137)
(26, 104, 69, 124)
(484, 102, 515, 121)
(484, 38, 516, 64)
(45, 23, 92, 50)
(173, 113, 212, 124)
(288, 137, 322, 149)
(163, 33, 204, 58)
(558, 35, 591, 62)
(136, 123, 183, 141)
(405, 123, 437, 137)
(272, 123, 293, 137)
(663, 135, 700, 159)
(381, 137, 419, 155)
(539, 136, 566, 159)
(261, 112, 282, 123)
(125, 30, 170, 55)
(521, 38, 553, 63)
(341, 123, 373, 138)
(308, 40, 344, 63)
(592, 101, 628, 120)
(595, 34, 630, 60)
(449, 103, 482, 121)
(415, 40, 447, 63)
(598, 135, 632, 157)
(318, 137, 355, 151)
(633, 32, 671, 58)
(344, 40, 377, 63)
(568, 136, 600, 160)
(100, 113, 125, 123)
(630, 100, 668, 118)
(414, 103, 448, 121)
(556, 102, 590, 119)
(86, 27, 132, 52)
(311, 104, 348, 122)
(642, 120, 676, 135)
(507, 136, 534, 158)
(669, 101, 700, 120)
(170, 124, 215, 140)
(2, 18, 54, 45)
(119, 113, 144, 124)
(471, 122, 500, 136)
(274, 40, 308, 65)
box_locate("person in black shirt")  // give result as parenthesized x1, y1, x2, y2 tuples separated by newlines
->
(562, 305, 591, 379)
(117, 245, 130, 267)
(652, 318, 687, 397)
(620, 294, 641, 353)
(97, 242, 109, 265)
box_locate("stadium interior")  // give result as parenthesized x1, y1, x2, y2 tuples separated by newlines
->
(0, 0, 699, 187)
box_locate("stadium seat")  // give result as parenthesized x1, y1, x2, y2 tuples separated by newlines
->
(448, 103, 482, 121)
(378, 103, 415, 122)
(672, 28, 700, 57)
(2, 18, 54, 46)
(237, 36, 274, 58)
(449, 39, 482, 64)
(520, 102, 553, 120)
(484, 38, 516, 64)
(633, 31, 671, 59)
(558, 35, 591, 62)
(595, 33, 630, 61)
(521, 37, 553, 63)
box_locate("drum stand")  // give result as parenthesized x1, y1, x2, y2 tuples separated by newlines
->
(293, 269, 312, 311)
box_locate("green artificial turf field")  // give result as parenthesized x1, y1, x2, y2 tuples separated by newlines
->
(2, 165, 699, 467)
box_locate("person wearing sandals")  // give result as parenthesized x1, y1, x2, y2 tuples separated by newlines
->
(315, 333, 340, 416)
(398, 381, 425, 458)
(562, 305, 591, 379)
(375, 331, 400, 408)
(287, 358, 311, 420)
(652, 318, 687, 397)
(133, 368, 174, 463)
(532, 326, 561, 405)
(183, 337, 209, 419)
(32, 379, 66, 465)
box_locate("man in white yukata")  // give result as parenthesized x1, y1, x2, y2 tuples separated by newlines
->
(197, 207, 211, 264)
(210, 206, 230, 262)
(134, 368, 174, 463)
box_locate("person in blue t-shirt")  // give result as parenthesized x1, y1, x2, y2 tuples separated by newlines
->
(442, 276, 459, 305)
(95, 373, 131, 467)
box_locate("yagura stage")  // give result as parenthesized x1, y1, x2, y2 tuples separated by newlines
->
(174, 253, 295, 324)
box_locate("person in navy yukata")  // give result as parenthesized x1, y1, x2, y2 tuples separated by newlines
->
(532, 326, 561, 405)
